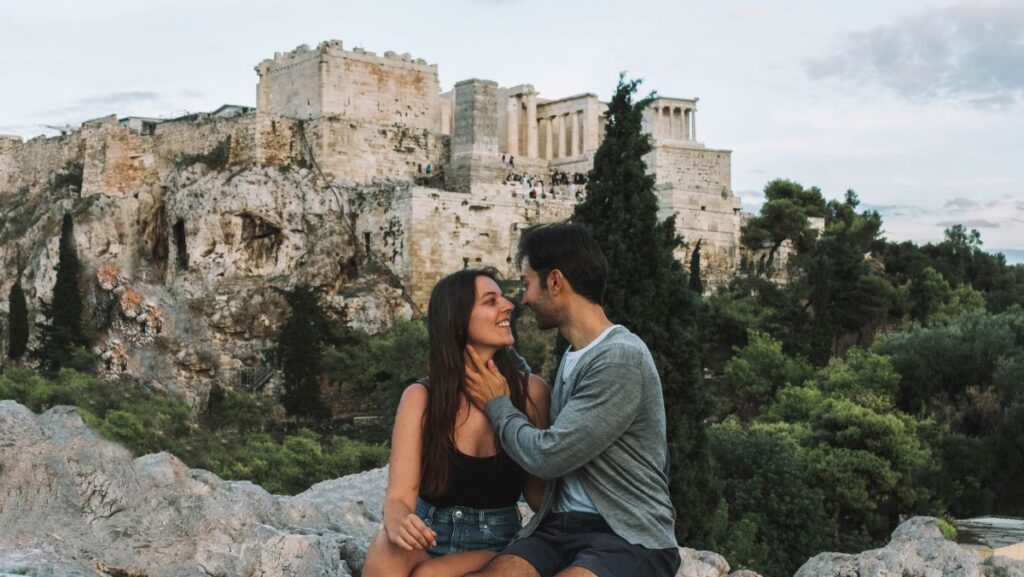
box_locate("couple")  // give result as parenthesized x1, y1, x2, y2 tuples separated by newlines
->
(364, 223, 681, 577)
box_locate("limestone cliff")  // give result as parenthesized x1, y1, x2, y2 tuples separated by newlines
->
(0, 160, 413, 408)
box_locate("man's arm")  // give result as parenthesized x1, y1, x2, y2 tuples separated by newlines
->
(484, 356, 642, 480)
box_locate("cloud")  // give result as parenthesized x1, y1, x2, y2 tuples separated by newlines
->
(878, 194, 1024, 249)
(936, 218, 1001, 228)
(40, 91, 161, 117)
(805, 2, 1024, 107)
(944, 197, 980, 210)
(862, 203, 931, 219)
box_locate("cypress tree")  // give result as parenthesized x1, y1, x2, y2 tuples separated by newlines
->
(689, 239, 703, 295)
(8, 279, 28, 361)
(33, 214, 87, 372)
(573, 75, 716, 543)
(276, 285, 331, 419)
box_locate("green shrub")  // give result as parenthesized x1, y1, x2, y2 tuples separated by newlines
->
(0, 368, 388, 495)
(936, 518, 957, 541)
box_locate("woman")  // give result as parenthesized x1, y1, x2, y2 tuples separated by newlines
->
(363, 268, 550, 577)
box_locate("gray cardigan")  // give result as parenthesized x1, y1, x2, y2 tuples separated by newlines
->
(485, 326, 678, 549)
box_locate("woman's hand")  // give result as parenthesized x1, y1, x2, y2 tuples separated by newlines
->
(385, 511, 437, 551)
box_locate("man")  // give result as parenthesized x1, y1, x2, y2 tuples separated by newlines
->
(464, 223, 681, 577)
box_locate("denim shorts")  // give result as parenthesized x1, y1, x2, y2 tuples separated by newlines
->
(416, 497, 522, 557)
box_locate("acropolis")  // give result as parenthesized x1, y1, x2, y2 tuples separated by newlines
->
(1, 40, 742, 306)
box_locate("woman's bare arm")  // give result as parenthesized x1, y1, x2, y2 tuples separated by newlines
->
(381, 383, 437, 551)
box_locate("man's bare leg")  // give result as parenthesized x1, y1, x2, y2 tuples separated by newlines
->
(463, 554, 541, 577)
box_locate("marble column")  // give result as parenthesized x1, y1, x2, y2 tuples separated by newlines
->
(506, 96, 519, 157)
(543, 117, 553, 160)
(526, 92, 538, 158)
(557, 115, 566, 158)
(569, 111, 577, 156)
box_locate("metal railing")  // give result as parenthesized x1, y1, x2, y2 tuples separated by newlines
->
(238, 364, 275, 392)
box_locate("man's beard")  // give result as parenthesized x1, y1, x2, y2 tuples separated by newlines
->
(530, 305, 560, 330)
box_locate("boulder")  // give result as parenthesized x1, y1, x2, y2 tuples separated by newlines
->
(0, 400, 380, 577)
(795, 516, 1024, 577)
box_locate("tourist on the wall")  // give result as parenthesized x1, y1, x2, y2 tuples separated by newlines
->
(362, 268, 550, 577)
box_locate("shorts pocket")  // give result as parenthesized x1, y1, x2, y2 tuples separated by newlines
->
(482, 519, 521, 543)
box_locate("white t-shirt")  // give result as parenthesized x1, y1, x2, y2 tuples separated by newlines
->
(553, 324, 620, 514)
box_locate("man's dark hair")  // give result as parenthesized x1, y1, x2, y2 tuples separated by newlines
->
(516, 222, 607, 304)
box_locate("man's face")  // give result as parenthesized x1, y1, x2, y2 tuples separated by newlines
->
(520, 260, 560, 330)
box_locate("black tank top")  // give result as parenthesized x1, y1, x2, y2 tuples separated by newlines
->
(420, 448, 527, 509)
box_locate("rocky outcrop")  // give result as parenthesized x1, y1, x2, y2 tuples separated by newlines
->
(795, 516, 1024, 577)
(0, 163, 413, 408)
(15, 398, 1024, 577)
(0, 399, 759, 577)
(0, 400, 384, 577)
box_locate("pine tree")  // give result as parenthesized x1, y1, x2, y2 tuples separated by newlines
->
(689, 239, 704, 295)
(276, 285, 331, 419)
(33, 214, 87, 373)
(573, 75, 716, 543)
(8, 279, 28, 361)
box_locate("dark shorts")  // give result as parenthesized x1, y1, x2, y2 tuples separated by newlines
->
(502, 512, 681, 577)
(416, 498, 522, 557)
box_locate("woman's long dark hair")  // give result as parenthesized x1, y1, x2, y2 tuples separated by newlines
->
(419, 267, 529, 497)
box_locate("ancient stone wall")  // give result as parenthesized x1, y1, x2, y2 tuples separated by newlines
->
(307, 116, 449, 184)
(0, 132, 85, 199)
(449, 79, 502, 192)
(353, 182, 575, 306)
(257, 40, 441, 132)
(648, 144, 739, 288)
(0, 113, 305, 204)
(0, 136, 21, 197)
(647, 143, 731, 196)
(255, 44, 323, 120)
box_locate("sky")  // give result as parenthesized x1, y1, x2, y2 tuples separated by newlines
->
(2, 0, 1022, 260)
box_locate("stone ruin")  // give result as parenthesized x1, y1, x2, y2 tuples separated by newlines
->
(1, 39, 743, 305)
(0, 39, 749, 399)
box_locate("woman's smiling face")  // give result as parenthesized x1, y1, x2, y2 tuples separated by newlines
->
(466, 275, 515, 350)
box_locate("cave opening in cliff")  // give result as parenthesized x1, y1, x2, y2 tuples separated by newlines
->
(173, 220, 188, 270)
(241, 213, 282, 267)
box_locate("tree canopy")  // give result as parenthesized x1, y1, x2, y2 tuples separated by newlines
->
(573, 74, 715, 543)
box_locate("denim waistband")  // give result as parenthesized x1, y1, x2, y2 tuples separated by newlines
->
(416, 498, 522, 527)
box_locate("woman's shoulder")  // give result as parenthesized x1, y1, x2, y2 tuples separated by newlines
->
(399, 381, 429, 407)
(526, 373, 550, 398)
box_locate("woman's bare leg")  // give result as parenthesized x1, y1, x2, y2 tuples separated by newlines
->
(362, 528, 431, 577)
(410, 550, 499, 577)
